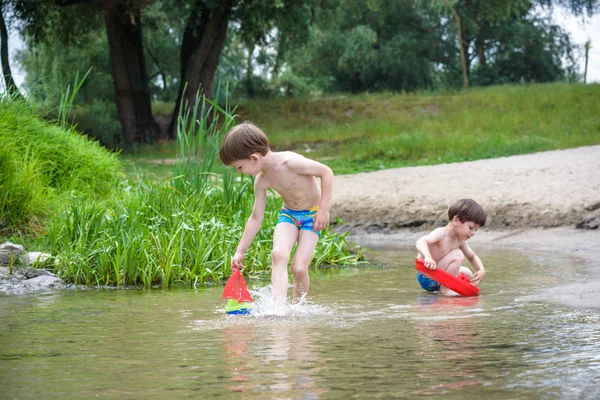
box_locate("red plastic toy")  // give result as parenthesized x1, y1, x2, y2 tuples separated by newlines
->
(415, 258, 480, 297)
(223, 268, 254, 303)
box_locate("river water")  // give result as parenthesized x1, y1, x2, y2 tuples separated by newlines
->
(1, 248, 599, 399)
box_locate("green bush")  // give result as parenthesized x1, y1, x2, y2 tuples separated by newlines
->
(0, 96, 122, 232)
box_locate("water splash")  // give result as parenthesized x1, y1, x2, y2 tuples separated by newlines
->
(248, 285, 333, 318)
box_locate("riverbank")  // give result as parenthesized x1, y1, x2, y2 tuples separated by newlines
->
(331, 145, 600, 309)
(332, 145, 600, 230)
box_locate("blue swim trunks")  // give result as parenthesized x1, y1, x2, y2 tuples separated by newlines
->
(277, 205, 321, 237)
(417, 272, 440, 292)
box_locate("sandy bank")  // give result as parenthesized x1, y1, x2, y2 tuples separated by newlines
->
(331, 145, 600, 230)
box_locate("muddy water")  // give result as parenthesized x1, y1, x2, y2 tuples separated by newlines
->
(1, 248, 599, 399)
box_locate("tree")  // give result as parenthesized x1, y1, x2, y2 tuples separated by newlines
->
(584, 39, 591, 83)
(0, 1, 23, 98)
(442, 0, 469, 88)
(167, 0, 313, 137)
(169, 0, 233, 138)
(12, 0, 160, 146)
(431, 0, 596, 87)
(100, 0, 161, 144)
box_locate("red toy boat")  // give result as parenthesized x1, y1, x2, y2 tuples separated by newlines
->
(415, 258, 480, 297)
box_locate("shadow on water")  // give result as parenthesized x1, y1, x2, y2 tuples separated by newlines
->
(1, 247, 599, 399)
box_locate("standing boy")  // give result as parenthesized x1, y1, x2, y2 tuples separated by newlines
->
(416, 199, 486, 295)
(219, 122, 333, 306)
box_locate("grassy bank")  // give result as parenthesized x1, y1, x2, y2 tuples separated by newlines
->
(124, 83, 599, 178)
(236, 83, 600, 174)
(1, 95, 363, 288)
(0, 97, 122, 232)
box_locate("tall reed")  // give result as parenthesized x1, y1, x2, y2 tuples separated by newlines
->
(46, 89, 363, 288)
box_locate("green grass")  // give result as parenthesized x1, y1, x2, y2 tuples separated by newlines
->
(7, 82, 597, 289)
(2, 88, 364, 290)
(0, 95, 122, 232)
(233, 83, 600, 174)
(41, 94, 364, 288)
(124, 83, 600, 178)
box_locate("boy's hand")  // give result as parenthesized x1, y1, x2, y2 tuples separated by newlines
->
(424, 256, 437, 270)
(470, 269, 485, 285)
(231, 252, 244, 271)
(313, 210, 330, 232)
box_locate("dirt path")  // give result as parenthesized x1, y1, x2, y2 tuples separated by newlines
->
(331, 145, 600, 230)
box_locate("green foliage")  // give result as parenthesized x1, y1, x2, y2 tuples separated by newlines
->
(10, 0, 597, 149)
(44, 90, 363, 288)
(139, 1, 185, 101)
(83, 100, 123, 148)
(57, 68, 92, 130)
(0, 94, 122, 232)
(47, 176, 363, 288)
(234, 83, 600, 174)
(285, 0, 440, 93)
(172, 88, 235, 195)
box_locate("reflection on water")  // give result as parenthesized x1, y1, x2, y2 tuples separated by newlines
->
(1, 248, 600, 399)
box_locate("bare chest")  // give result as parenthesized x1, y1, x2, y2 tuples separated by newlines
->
(268, 173, 316, 193)
(430, 238, 460, 261)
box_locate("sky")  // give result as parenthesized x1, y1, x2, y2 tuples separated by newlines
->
(4, 7, 600, 90)
(552, 8, 600, 82)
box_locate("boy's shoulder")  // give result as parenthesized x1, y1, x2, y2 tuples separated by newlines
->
(275, 151, 314, 168)
(274, 150, 304, 160)
(428, 226, 446, 238)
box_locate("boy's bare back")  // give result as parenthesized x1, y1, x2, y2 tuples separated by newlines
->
(255, 151, 323, 210)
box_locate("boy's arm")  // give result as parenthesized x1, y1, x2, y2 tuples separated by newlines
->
(460, 242, 485, 285)
(416, 228, 444, 270)
(232, 179, 267, 269)
(288, 156, 334, 232)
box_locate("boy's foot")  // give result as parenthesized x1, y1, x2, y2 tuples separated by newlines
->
(439, 286, 460, 296)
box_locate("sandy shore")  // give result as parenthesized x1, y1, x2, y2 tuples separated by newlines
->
(330, 145, 600, 309)
(332, 145, 600, 230)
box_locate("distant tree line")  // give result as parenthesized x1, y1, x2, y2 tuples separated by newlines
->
(0, 0, 597, 147)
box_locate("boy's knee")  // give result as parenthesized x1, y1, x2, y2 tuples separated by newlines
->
(451, 249, 465, 264)
(458, 266, 472, 278)
(291, 262, 308, 277)
(272, 248, 290, 265)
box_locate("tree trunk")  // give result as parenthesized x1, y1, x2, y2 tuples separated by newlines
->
(245, 41, 255, 98)
(0, 4, 23, 99)
(475, 0, 486, 66)
(584, 40, 591, 84)
(476, 37, 486, 66)
(271, 32, 286, 82)
(444, 0, 469, 88)
(169, 0, 233, 138)
(101, 0, 160, 146)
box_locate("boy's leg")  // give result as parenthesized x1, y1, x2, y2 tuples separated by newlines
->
(435, 249, 464, 296)
(458, 266, 473, 278)
(271, 223, 299, 305)
(290, 230, 319, 303)
(436, 248, 464, 275)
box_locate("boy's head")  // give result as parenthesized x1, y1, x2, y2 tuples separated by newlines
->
(448, 199, 486, 227)
(219, 122, 270, 166)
